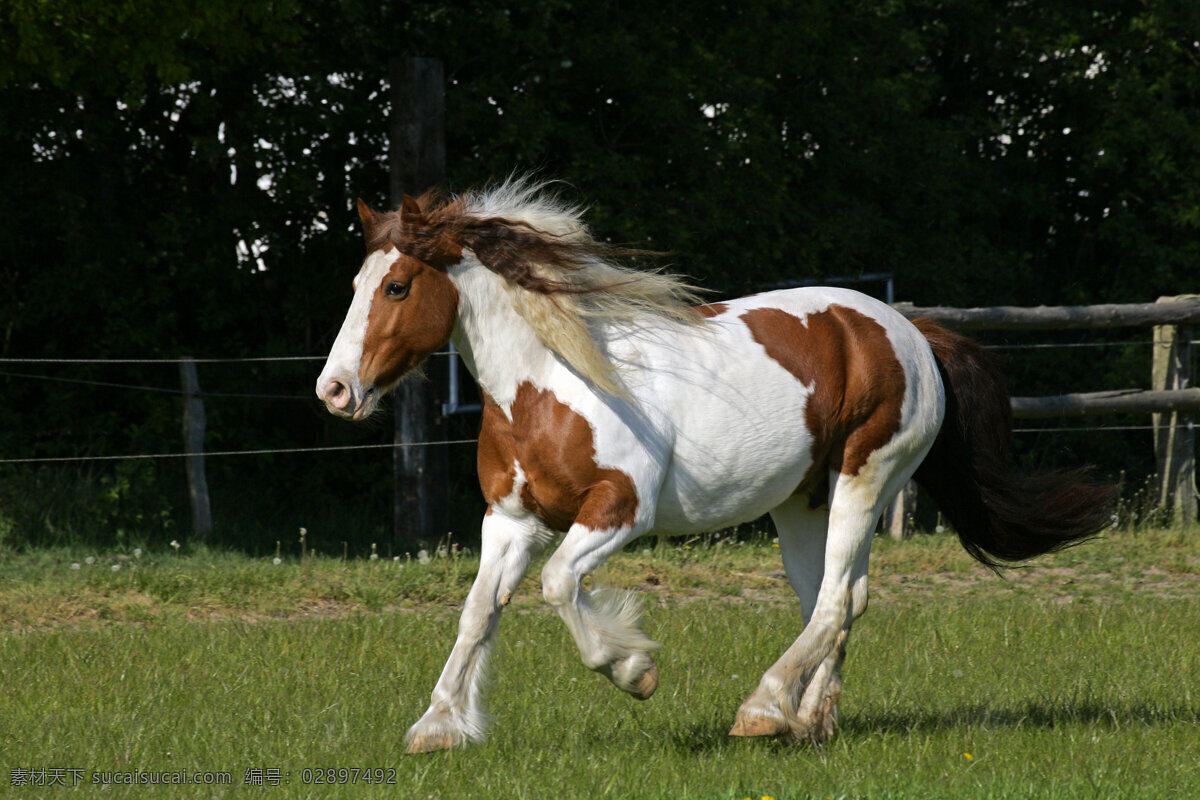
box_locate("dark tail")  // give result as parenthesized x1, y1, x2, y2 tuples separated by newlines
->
(911, 319, 1118, 570)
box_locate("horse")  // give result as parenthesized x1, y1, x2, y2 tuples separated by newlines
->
(315, 176, 1116, 754)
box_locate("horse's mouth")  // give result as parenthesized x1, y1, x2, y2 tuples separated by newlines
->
(348, 387, 379, 421)
(316, 376, 379, 421)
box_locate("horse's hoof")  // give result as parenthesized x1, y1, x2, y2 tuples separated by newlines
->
(729, 708, 789, 737)
(607, 652, 658, 699)
(631, 662, 658, 700)
(404, 715, 469, 754)
(729, 716, 788, 737)
(790, 707, 838, 745)
(405, 733, 458, 754)
(724, 700, 792, 738)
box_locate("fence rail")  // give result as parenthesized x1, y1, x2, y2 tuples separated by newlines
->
(1011, 388, 1200, 419)
(894, 298, 1200, 330)
(884, 294, 1199, 538)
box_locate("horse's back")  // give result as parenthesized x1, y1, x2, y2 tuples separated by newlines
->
(636, 286, 942, 533)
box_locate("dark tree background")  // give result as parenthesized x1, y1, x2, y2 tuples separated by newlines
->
(1, 1, 1198, 550)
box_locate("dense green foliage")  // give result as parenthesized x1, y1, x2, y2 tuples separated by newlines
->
(1, 2, 1198, 548)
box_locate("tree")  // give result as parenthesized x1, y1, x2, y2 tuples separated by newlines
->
(2, 0, 1198, 547)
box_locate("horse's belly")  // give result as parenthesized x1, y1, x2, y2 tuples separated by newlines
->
(648, 389, 818, 534)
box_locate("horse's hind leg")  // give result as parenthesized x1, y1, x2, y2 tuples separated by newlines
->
(732, 456, 917, 743)
(729, 494, 848, 740)
(780, 495, 858, 742)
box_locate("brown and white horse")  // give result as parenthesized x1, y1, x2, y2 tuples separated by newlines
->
(316, 177, 1115, 753)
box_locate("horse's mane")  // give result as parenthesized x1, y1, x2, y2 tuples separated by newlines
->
(370, 175, 706, 396)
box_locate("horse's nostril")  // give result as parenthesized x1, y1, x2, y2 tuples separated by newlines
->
(325, 379, 351, 409)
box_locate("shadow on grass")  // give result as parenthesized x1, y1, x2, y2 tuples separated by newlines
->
(839, 698, 1200, 736)
(651, 698, 1200, 755)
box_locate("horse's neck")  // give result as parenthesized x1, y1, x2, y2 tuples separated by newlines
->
(449, 263, 556, 405)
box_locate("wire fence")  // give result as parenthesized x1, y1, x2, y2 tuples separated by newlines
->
(0, 351, 475, 465)
(0, 440, 480, 466)
(0, 369, 312, 400)
(0, 352, 453, 364)
(0, 335, 1182, 467)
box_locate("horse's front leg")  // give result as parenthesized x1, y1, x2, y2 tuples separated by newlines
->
(406, 511, 545, 753)
(540, 482, 659, 699)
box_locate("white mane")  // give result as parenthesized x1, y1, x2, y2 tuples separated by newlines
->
(452, 176, 707, 396)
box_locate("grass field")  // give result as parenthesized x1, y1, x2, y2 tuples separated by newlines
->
(1, 528, 1198, 798)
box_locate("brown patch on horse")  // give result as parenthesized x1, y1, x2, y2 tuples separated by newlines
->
(475, 382, 639, 532)
(693, 302, 729, 318)
(740, 305, 906, 499)
(359, 253, 459, 389)
(477, 393, 518, 506)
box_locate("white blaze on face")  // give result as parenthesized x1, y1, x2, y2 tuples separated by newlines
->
(316, 248, 400, 418)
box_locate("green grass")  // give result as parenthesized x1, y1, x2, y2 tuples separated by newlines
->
(1, 529, 1198, 798)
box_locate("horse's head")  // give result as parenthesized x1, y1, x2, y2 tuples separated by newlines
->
(316, 196, 460, 420)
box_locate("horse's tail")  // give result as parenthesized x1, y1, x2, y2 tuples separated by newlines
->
(910, 319, 1118, 570)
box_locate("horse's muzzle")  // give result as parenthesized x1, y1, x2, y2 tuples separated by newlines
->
(317, 375, 377, 421)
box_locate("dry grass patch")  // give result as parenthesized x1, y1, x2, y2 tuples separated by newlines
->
(1, 525, 1199, 632)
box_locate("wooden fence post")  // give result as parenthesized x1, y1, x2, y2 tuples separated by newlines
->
(389, 56, 449, 550)
(884, 482, 917, 540)
(1152, 295, 1198, 525)
(179, 356, 212, 543)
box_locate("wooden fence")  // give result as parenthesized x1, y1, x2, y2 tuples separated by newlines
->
(884, 295, 1200, 538)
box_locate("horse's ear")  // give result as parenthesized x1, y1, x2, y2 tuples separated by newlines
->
(356, 198, 378, 234)
(400, 194, 422, 219)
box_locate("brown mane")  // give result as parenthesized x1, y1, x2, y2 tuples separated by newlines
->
(361, 177, 706, 395)
(367, 189, 654, 295)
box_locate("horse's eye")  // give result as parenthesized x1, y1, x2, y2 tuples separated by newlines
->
(385, 281, 410, 299)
